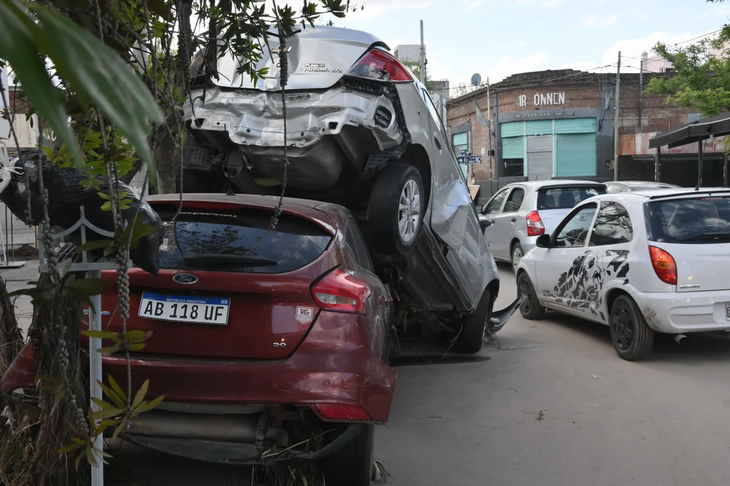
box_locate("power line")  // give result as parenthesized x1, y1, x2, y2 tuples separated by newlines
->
(673, 29, 723, 46)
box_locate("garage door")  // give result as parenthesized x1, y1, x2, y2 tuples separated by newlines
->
(527, 135, 553, 181)
(555, 118, 596, 177)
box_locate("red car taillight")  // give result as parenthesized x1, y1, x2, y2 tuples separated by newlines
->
(526, 211, 545, 236)
(347, 49, 413, 82)
(312, 267, 370, 315)
(314, 403, 372, 422)
(649, 246, 677, 285)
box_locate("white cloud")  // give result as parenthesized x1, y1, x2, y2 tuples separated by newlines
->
(581, 13, 619, 27)
(632, 6, 649, 21)
(692, 1, 730, 20)
(486, 52, 548, 83)
(599, 31, 708, 66)
(542, 0, 564, 6)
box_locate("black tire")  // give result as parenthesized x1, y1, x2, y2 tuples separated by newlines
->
(367, 163, 425, 255)
(517, 272, 546, 320)
(511, 242, 524, 273)
(322, 424, 374, 486)
(609, 295, 654, 361)
(456, 288, 492, 354)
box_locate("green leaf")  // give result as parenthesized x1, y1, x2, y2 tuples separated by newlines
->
(136, 394, 165, 413)
(81, 330, 118, 339)
(97, 343, 123, 355)
(122, 330, 147, 341)
(0, 0, 85, 167)
(31, 5, 165, 180)
(59, 442, 85, 454)
(92, 407, 125, 420)
(126, 342, 146, 351)
(64, 277, 111, 296)
(107, 374, 127, 403)
(91, 397, 117, 410)
(98, 380, 126, 409)
(112, 415, 128, 439)
(132, 379, 149, 409)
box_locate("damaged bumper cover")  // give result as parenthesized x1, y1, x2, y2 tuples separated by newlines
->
(184, 85, 403, 189)
(490, 296, 525, 333)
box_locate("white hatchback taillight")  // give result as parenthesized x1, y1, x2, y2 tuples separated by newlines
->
(526, 211, 545, 236)
(649, 246, 677, 285)
(312, 267, 370, 315)
(346, 49, 413, 82)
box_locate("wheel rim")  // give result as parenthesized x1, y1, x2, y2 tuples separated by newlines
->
(398, 179, 421, 243)
(613, 306, 634, 350)
(512, 246, 523, 272)
(519, 277, 531, 313)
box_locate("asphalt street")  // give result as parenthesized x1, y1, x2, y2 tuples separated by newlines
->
(5, 262, 730, 485)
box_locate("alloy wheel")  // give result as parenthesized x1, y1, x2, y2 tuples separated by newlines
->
(398, 179, 421, 243)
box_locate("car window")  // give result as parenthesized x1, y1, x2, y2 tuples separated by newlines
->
(154, 207, 332, 274)
(606, 184, 626, 194)
(537, 186, 605, 210)
(555, 204, 597, 248)
(504, 188, 525, 213)
(422, 88, 444, 129)
(485, 189, 510, 214)
(345, 218, 374, 272)
(589, 202, 633, 246)
(646, 196, 730, 244)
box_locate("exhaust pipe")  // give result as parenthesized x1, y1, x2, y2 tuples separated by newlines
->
(675, 334, 687, 344)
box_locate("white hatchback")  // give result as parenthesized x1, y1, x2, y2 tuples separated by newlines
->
(516, 188, 730, 360)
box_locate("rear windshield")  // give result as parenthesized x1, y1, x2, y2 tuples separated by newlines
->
(154, 207, 332, 273)
(647, 196, 730, 244)
(537, 186, 605, 210)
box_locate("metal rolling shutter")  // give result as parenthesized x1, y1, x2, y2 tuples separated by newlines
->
(527, 135, 553, 181)
(555, 118, 597, 177)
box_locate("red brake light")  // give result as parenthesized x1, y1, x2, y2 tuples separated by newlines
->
(314, 404, 372, 422)
(347, 49, 413, 82)
(526, 211, 545, 236)
(312, 267, 370, 315)
(649, 246, 677, 285)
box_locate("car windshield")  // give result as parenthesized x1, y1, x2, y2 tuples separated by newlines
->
(154, 207, 333, 273)
(647, 196, 730, 243)
(537, 186, 606, 210)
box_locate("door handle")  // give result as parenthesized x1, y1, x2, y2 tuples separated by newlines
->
(434, 137, 442, 150)
(510, 217, 517, 223)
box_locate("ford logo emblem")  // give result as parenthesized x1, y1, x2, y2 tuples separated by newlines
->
(173, 273, 198, 285)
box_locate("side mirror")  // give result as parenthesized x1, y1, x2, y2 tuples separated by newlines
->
(536, 234, 551, 248)
(478, 215, 492, 230)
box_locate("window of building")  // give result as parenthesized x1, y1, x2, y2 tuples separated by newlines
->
(452, 132, 468, 153)
(589, 202, 633, 246)
(502, 136, 524, 177)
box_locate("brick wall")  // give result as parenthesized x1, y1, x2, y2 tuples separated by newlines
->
(447, 69, 700, 181)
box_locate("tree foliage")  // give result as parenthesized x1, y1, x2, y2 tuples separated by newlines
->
(644, 0, 730, 116)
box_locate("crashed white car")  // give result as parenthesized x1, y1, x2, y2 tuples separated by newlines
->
(516, 188, 730, 361)
(182, 26, 521, 353)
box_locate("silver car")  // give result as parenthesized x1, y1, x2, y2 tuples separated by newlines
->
(605, 181, 680, 193)
(481, 181, 607, 271)
(182, 26, 521, 353)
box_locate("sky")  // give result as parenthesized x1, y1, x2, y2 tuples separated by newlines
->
(324, 0, 729, 92)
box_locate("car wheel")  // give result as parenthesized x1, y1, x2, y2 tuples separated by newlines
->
(511, 242, 524, 273)
(368, 163, 424, 255)
(517, 272, 545, 320)
(322, 424, 374, 486)
(609, 295, 654, 361)
(456, 288, 492, 354)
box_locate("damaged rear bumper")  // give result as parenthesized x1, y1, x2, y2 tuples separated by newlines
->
(489, 296, 525, 333)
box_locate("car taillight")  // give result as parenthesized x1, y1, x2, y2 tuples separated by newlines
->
(649, 246, 677, 285)
(312, 267, 370, 315)
(314, 403, 372, 422)
(346, 49, 413, 82)
(526, 211, 545, 236)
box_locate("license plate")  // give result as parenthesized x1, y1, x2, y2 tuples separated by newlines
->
(139, 292, 230, 325)
(726, 304, 730, 321)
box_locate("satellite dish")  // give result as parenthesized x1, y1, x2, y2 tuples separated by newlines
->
(471, 73, 482, 86)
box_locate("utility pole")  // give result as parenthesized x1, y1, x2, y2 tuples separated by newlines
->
(613, 51, 621, 181)
(487, 77, 493, 181)
(638, 51, 646, 129)
(419, 20, 427, 84)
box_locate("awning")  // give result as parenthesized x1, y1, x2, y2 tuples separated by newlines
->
(649, 112, 730, 149)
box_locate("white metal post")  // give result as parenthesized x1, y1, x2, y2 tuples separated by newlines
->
(89, 270, 104, 486)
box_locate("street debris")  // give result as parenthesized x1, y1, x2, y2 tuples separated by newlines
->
(372, 458, 390, 484)
(592, 374, 602, 380)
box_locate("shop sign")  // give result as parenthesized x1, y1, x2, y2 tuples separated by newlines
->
(518, 92, 566, 107)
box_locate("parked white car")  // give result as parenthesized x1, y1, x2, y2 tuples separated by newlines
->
(515, 188, 730, 360)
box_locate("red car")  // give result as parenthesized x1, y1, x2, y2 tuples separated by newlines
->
(1, 194, 396, 485)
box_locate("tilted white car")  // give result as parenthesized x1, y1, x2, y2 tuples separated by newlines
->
(515, 188, 730, 360)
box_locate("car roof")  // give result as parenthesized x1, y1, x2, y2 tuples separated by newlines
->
(504, 180, 606, 189)
(146, 193, 346, 233)
(609, 181, 677, 187)
(601, 187, 730, 200)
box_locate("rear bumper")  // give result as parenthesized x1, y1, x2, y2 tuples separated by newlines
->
(633, 290, 730, 334)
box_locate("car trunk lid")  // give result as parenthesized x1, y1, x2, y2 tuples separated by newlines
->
(98, 203, 336, 360)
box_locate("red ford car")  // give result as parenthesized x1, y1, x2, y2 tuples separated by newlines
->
(1, 194, 396, 485)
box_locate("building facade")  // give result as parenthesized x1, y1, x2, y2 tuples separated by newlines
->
(446, 69, 718, 201)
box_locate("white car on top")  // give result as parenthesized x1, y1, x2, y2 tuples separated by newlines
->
(515, 187, 730, 361)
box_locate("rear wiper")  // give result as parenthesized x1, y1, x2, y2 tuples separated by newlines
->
(678, 232, 730, 242)
(182, 252, 279, 266)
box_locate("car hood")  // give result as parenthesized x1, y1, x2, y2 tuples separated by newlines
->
(210, 26, 386, 91)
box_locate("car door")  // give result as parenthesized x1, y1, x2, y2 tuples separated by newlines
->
(535, 202, 598, 314)
(584, 201, 634, 323)
(419, 87, 484, 302)
(492, 186, 526, 260)
(482, 188, 510, 252)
